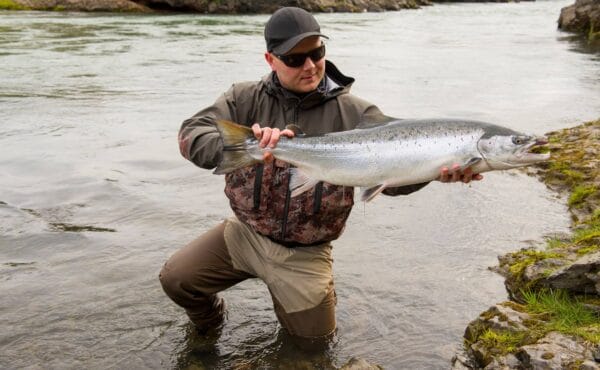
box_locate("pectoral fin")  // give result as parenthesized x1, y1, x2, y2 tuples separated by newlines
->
(359, 184, 387, 202)
(289, 168, 320, 197)
(462, 157, 482, 170)
(450, 157, 482, 174)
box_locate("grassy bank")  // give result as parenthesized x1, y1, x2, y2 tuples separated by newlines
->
(461, 119, 600, 368)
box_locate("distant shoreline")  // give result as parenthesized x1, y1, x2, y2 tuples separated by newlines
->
(2, 0, 529, 14)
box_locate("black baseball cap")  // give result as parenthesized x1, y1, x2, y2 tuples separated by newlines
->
(264, 7, 328, 55)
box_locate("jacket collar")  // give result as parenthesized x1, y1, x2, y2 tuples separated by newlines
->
(264, 60, 354, 109)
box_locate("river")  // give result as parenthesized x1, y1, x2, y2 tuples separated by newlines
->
(1, 1, 599, 369)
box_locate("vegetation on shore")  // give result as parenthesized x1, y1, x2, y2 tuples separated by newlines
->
(0, 0, 27, 10)
(458, 119, 600, 368)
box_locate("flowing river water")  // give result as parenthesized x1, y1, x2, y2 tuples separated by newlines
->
(1, 1, 599, 369)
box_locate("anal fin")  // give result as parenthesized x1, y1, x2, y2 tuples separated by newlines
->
(359, 184, 387, 202)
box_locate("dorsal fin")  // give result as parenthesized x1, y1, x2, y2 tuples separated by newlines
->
(356, 114, 397, 129)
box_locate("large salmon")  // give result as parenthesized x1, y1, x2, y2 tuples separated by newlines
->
(213, 118, 549, 202)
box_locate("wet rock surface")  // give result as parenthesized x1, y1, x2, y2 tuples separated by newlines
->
(558, 0, 600, 38)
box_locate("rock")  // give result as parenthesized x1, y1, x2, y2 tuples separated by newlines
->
(516, 332, 598, 369)
(462, 303, 540, 367)
(464, 304, 532, 343)
(581, 360, 600, 370)
(545, 251, 600, 295)
(558, 0, 600, 38)
(501, 250, 600, 300)
(483, 354, 521, 370)
(451, 350, 478, 369)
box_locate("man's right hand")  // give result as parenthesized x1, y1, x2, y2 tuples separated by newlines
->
(251, 123, 295, 162)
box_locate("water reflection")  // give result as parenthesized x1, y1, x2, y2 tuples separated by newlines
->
(558, 34, 600, 57)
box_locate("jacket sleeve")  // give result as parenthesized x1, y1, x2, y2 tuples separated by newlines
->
(357, 103, 430, 196)
(178, 86, 237, 170)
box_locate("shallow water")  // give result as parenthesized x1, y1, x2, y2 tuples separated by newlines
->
(1, 1, 599, 368)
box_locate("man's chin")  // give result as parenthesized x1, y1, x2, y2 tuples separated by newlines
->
(297, 80, 319, 93)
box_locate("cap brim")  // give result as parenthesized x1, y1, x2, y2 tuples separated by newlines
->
(271, 32, 329, 55)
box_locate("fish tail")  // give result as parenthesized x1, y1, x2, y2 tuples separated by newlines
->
(213, 119, 260, 174)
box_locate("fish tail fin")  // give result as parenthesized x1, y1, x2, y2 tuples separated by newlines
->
(213, 119, 260, 175)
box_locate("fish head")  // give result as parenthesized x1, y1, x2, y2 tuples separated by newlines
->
(477, 133, 550, 170)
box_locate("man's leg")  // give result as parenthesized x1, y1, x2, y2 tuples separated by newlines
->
(159, 222, 253, 330)
(270, 280, 337, 351)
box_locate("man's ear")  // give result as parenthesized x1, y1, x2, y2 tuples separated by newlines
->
(264, 52, 276, 71)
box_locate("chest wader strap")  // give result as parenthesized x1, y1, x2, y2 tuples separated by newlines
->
(313, 182, 323, 214)
(253, 164, 264, 210)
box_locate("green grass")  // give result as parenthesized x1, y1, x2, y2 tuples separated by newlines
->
(522, 289, 600, 344)
(568, 185, 597, 208)
(573, 222, 600, 245)
(546, 236, 570, 250)
(478, 329, 526, 355)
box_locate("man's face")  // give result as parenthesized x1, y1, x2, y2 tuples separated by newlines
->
(265, 36, 326, 94)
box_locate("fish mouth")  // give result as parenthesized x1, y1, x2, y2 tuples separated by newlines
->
(520, 136, 550, 161)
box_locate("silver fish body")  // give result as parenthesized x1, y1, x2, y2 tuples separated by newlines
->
(215, 118, 549, 201)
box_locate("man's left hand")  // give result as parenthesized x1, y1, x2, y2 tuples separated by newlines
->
(438, 164, 483, 183)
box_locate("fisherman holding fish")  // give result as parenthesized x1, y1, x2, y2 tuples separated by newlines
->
(159, 7, 501, 350)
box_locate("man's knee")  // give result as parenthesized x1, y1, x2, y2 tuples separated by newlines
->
(158, 259, 197, 304)
(159, 261, 180, 299)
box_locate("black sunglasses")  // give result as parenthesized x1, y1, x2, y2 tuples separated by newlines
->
(274, 44, 326, 68)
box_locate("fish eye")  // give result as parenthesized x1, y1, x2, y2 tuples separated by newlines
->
(512, 136, 529, 145)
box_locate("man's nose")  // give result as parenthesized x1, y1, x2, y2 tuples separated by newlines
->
(302, 56, 316, 69)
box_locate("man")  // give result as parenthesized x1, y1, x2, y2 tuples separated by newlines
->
(160, 7, 481, 350)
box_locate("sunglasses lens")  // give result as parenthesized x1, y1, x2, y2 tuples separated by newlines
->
(310, 45, 326, 62)
(279, 45, 325, 68)
(284, 55, 306, 68)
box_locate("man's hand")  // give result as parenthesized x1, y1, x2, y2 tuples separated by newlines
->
(251, 123, 295, 162)
(438, 164, 483, 183)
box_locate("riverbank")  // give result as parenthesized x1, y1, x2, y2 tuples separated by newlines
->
(453, 119, 600, 369)
(1, 0, 533, 13)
